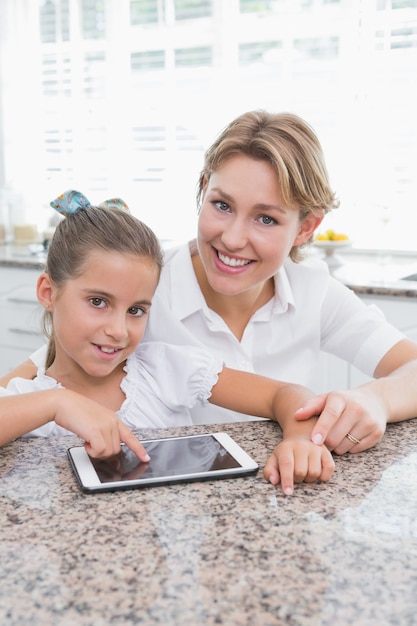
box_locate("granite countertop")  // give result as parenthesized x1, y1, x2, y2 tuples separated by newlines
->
(2, 419, 417, 625)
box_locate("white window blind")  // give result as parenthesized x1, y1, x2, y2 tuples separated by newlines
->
(0, 0, 416, 250)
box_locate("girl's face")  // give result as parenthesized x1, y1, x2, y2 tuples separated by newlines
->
(197, 154, 322, 297)
(38, 250, 160, 381)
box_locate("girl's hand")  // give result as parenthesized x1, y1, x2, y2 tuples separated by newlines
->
(263, 437, 335, 495)
(52, 389, 150, 461)
(294, 389, 387, 454)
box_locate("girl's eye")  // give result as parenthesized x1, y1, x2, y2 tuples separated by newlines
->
(89, 297, 106, 308)
(258, 215, 277, 226)
(128, 306, 145, 317)
(214, 200, 230, 212)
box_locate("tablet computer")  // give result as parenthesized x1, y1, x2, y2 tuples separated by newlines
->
(67, 432, 259, 493)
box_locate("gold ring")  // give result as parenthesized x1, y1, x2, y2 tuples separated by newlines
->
(346, 432, 361, 445)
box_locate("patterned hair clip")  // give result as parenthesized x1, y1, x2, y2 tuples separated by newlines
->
(98, 198, 130, 212)
(50, 190, 130, 217)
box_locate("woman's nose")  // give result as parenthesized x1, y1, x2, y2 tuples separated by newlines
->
(220, 217, 248, 250)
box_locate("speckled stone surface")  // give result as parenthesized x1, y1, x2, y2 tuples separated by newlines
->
(2, 420, 417, 626)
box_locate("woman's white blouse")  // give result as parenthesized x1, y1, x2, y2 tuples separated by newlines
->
(1, 342, 223, 437)
(147, 243, 405, 423)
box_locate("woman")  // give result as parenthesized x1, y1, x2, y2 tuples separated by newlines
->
(5, 111, 417, 484)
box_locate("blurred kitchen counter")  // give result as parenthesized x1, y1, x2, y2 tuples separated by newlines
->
(0, 242, 46, 270)
(310, 246, 417, 298)
(2, 242, 417, 297)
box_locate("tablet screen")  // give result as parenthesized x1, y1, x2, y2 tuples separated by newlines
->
(90, 434, 241, 484)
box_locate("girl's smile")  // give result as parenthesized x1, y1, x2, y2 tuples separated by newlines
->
(92, 343, 125, 359)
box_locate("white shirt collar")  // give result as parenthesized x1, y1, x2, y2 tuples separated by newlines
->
(166, 242, 206, 320)
(164, 242, 295, 321)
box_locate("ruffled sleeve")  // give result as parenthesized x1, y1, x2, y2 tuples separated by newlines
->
(0, 368, 72, 438)
(119, 342, 224, 429)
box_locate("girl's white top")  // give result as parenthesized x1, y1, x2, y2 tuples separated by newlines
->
(0, 342, 223, 437)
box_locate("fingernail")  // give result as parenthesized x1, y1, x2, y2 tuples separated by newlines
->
(143, 454, 150, 462)
(294, 407, 304, 414)
(284, 487, 293, 496)
(312, 433, 323, 445)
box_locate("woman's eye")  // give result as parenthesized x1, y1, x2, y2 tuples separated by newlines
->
(128, 307, 145, 317)
(89, 297, 106, 308)
(214, 200, 230, 212)
(258, 215, 277, 226)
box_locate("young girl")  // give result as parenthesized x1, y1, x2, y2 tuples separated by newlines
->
(0, 191, 334, 495)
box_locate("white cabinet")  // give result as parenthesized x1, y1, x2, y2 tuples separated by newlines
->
(311, 294, 417, 393)
(0, 266, 46, 375)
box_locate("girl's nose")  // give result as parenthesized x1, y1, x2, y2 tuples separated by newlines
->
(104, 314, 128, 341)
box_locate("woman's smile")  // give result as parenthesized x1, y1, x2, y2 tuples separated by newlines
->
(217, 249, 253, 267)
(214, 247, 254, 272)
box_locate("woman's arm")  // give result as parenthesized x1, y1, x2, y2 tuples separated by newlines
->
(0, 388, 150, 461)
(0, 359, 38, 387)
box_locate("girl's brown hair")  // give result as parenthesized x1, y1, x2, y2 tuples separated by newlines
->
(42, 205, 163, 367)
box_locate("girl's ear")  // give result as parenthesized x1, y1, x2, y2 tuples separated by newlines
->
(37, 273, 55, 309)
(293, 212, 325, 246)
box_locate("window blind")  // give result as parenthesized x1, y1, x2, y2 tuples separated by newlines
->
(0, 0, 416, 249)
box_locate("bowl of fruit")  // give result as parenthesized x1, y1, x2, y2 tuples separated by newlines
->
(313, 230, 351, 267)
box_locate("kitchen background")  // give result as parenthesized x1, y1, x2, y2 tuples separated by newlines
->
(0, 0, 416, 250)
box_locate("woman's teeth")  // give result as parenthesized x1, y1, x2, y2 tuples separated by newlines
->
(100, 346, 119, 354)
(218, 251, 251, 267)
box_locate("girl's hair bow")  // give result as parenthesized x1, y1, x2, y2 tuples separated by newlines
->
(50, 190, 129, 217)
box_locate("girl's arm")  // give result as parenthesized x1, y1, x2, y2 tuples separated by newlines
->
(0, 389, 150, 461)
(209, 368, 335, 495)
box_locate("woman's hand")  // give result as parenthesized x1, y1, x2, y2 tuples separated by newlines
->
(294, 388, 387, 454)
(263, 435, 335, 495)
(298, 345, 417, 453)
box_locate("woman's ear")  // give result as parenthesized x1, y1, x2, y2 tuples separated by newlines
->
(293, 213, 325, 246)
(37, 273, 55, 309)
(202, 174, 209, 193)
(197, 175, 210, 215)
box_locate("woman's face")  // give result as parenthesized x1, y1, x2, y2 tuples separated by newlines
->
(197, 154, 321, 297)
